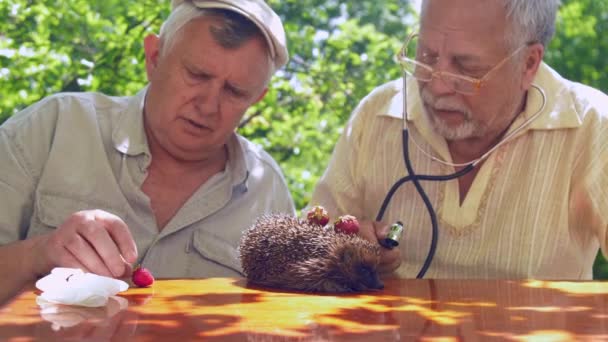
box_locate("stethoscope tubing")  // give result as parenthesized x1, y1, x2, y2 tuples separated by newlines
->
(375, 129, 475, 278)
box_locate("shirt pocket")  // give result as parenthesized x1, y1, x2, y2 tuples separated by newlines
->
(29, 192, 126, 237)
(190, 228, 243, 276)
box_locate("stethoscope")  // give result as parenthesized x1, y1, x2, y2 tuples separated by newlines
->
(375, 71, 547, 279)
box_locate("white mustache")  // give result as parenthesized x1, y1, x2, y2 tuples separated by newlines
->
(420, 90, 472, 119)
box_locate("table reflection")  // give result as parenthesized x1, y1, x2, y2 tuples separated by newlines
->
(0, 278, 607, 341)
(38, 295, 129, 330)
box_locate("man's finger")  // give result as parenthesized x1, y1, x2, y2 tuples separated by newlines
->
(355, 220, 402, 274)
(56, 248, 90, 273)
(80, 221, 129, 278)
(369, 222, 402, 274)
(101, 213, 138, 264)
(64, 233, 113, 277)
(356, 221, 377, 242)
(378, 248, 401, 274)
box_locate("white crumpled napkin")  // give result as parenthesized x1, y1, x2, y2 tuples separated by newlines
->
(36, 267, 129, 308)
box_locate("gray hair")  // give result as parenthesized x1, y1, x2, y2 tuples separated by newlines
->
(159, 2, 266, 58)
(420, 0, 560, 50)
(501, 0, 560, 49)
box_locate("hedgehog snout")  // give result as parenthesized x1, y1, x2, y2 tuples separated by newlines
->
(356, 264, 384, 290)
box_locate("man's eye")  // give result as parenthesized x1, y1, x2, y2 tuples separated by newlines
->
(417, 57, 431, 65)
(227, 87, 246, 98)
(417, 50, 438, 65)
(187, 70, 209, 80)
(459, 67, 485, 78)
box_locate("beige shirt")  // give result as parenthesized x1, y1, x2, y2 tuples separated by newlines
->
(0, 88, 295, 278)
(311, 63, 608, 279)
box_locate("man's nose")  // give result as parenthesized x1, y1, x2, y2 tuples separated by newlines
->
(426, 72, 455, 96)
(195, 82, 221, 115)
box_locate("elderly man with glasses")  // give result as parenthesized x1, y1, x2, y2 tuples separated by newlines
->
(310, 0, 608, 279)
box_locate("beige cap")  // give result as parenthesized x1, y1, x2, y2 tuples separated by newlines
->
(171, 0, 288, 70)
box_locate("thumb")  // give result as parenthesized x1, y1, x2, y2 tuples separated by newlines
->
(357, 220, 388, 244)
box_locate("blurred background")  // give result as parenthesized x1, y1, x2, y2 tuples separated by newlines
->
(1, 0, 607, 277)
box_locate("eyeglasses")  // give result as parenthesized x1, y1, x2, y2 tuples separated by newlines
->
(394, 32, 528, 95)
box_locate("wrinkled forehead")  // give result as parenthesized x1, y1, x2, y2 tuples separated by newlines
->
(418, 0, 510, 56)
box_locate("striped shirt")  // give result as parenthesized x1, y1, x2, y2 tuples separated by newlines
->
(310, 63, 608, 279)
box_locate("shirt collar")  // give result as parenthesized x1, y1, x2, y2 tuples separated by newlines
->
(111, 86, 249, 189)
(112, 86, 149, 156)
(225, 134, 250, 189)
(381, 62, 582, 132)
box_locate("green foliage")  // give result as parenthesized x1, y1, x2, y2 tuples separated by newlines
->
(242, 0, 413, 210)
(0, 0, 168, 123)
(545, 0, 608, 93)
(1, 0, 608, 277)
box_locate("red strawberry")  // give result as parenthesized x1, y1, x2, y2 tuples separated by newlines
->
(132, 266, 154, 288)
(306, 205, 330, 226)
(334, 215, 360, 235)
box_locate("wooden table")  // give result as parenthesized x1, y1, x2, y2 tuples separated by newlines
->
(1, 278, 608, 341)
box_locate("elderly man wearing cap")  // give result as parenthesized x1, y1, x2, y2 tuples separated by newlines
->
(0, 0, 293, 289)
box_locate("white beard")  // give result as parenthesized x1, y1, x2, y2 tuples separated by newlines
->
(420, 89, 485, 140)
(427, 112, 483, 140)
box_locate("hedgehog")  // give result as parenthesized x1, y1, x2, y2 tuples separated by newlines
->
(238, 214, 384, 293)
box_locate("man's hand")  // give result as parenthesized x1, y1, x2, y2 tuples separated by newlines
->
(357, 220, 402, 275)
(33, 210, 138, 278)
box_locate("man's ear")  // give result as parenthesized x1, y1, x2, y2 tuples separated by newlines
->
(143, 34, 161, 80)
(521, 43, 544, 91)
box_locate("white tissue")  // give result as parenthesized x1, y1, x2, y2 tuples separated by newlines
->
(36, 267, 129, 308)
